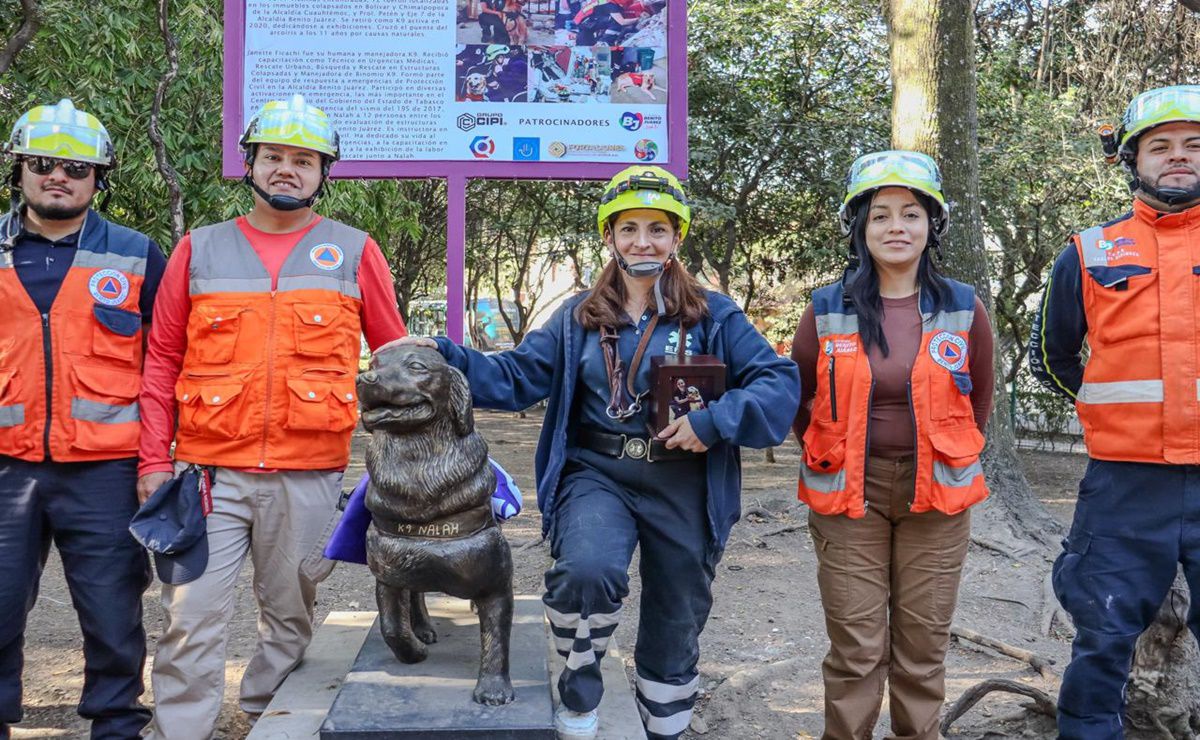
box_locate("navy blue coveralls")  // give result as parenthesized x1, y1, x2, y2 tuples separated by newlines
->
(0, 210, 166, 740)
(434, 291, 800, 740)
(1030, 231, 1200, 740)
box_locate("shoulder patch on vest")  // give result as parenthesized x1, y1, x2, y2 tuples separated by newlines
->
(88, 269, 130, 306)
(928, 331, 967, 372)
(310, 243, 345, 271)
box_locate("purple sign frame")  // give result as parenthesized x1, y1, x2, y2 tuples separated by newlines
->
(223, 0, 688, 342)
(222, 0, 688, 180)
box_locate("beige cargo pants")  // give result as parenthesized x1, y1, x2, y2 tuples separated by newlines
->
(145, 467, 342, 740)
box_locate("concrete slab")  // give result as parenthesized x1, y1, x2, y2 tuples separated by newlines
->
(248, 611, 376, 740)
(320, 595, 554, 739)
(547, 631, 648, 740)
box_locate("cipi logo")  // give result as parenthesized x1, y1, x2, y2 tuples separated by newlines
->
(469, 136, 496, 159)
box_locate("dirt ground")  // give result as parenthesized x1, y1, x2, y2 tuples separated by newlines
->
(16, 410, 1090, 739)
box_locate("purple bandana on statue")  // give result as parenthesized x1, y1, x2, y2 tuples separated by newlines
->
(324, 458, 523, 564)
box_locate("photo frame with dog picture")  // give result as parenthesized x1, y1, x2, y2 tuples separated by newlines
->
(650, 355, 725, 435)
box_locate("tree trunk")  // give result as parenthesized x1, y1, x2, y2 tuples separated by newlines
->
(887, 0, 1061, 554)
(1125, 569, 1200, 737)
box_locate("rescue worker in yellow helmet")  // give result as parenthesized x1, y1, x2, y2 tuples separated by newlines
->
(0, 98, 167, 739)
(382, 165, 799, 739)
(1030, 84, 1200, 738)
(137, 95, 407, 738)
(792, 150, 994, 739)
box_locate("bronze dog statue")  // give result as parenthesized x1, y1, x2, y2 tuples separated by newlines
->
(356, 345, 515, 706)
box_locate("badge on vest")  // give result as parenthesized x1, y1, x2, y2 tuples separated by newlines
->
(88, 269, 130, 306)
(825, 338, 857, 355)
(310, 243, 344, 271)
(928, 331, 967, 372)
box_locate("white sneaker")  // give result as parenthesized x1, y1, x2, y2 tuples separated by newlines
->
(554, 706, 599, 739)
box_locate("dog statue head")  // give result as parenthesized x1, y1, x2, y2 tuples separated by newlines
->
(357, 345, 474, 438)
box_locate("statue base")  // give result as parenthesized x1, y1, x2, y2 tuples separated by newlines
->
(319, 595, 555, 739)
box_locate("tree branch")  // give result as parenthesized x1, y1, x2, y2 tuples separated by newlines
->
(149, 0, 185, 246)
(0, 0, 40, 75)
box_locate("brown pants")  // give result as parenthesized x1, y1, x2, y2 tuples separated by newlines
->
(809, 456, 971, 740)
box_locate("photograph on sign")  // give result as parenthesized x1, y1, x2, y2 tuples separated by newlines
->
(225, 0, 685, 177)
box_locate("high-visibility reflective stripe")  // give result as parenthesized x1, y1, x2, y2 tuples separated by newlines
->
(552, 633, 613, 654)
(0, 404, 24, 427)
(543, 604, 623, 631)
(635, 674, 699, 704)
(1079, 225, 1108, 268)
(800, 466, 846, 494)
(1196, 379, 1200, 400)
(565, 649, 596, 670)
(1077, 380, 1163, 404)
(75, 251, 148, 275)
(932, 459, 982, 488)
(637, 700, 693, 737)
(815, 312, 858, 337)
(925, 309, 974, 334)
(71, 398, 139, 424)
(277, 275, 362, 299)
(190, 277, 273, 295)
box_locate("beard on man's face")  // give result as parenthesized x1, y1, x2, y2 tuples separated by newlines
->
(27, 200, 89, 221)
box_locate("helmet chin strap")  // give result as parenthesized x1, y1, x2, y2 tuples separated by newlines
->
(244, 173, 321, 211)
(613, 250, 674, 316)
(1122, 152, 1200, 207)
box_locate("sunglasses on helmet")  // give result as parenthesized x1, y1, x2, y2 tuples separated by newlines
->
(1124, 86, 1200, 130)
(846, 151, 943, 192)
(23, 156, 96, 180)
(599, 172, 689, 206)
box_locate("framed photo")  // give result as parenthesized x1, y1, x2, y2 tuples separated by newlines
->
(651, 355, 726, 435)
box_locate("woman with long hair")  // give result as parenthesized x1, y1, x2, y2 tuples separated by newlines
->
(389, 165, 799, 740)
(790, 151, 995, 739)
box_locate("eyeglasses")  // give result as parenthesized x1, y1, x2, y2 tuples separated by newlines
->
(23, 156, 95, 180)
(599, 172, 689, 206)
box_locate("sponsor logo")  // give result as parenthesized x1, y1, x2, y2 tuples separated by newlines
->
(469, 135, 496, 159)
(638, 191, 662, 206)
(619, 111, 644, 131)
(518, 117, 610, 127)
(928, 331, 967, 372)
(513, 137, 540, 161)
(548, 141, 567, 158)
(1114, 236, 1136, 247)
(1098, 239, 1114, 251)
(88, 269, 130, 306)
(310, 244, 345, 271)
(457, 112, 504, 132)
(547, 142, 626, 159)
(634, 139, 659, 161)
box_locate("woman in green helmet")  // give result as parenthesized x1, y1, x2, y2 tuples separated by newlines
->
(390, 165, 799, 739)
(791, 150, 995, 739)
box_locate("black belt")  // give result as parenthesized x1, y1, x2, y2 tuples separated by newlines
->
(577, 426, 699, 462)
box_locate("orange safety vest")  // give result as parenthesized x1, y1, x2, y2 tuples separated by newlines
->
(0, 210, 149, 462)
(1070, 199, 1200, 464)
(798, 278, 988, 518)
(173, 218, 367, 470)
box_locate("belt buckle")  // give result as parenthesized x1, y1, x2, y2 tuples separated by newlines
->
(620, 434, 649, 460)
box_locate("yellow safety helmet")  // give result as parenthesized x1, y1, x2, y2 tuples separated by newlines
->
(240, 94, 340, 160)
(840, 150, 948, 236)
(1118, 84, 1200, 153)
(596, 165, 691, 240)
(6, 98, 114, 166)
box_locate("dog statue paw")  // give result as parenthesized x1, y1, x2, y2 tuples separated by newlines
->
(357, 345, 515, 706)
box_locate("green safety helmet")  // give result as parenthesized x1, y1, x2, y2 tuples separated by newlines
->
(240, 94, 340, 161)
(596, 165, 691, 240)
(840, 149, 948, 236)
(1117, 84, 1200, 154)
(6, 98, 114, 166)
(485, 44, 511, 61)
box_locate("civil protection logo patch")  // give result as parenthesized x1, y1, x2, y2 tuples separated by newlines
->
(928, 331, 967, 372)
(310, 244, 344, 271)
(88, 269, 130, 306)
